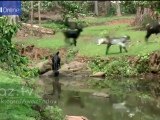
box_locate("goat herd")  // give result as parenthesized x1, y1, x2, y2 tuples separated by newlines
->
(62, 18, 160, 55)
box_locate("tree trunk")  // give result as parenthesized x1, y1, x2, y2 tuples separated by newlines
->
(30, 1, 33, 24)
(38, 1, 41, 25)
(55, 1, 61, 9)
(116, 1, 122, 16)
(94, 1, 98, 16)
(30, 1, 33, 34)
(105, 1, 111, 16)
(8, 15, 18, 24)
(132, 6, 156, 27)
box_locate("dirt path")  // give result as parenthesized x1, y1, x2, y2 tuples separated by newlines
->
(106, 18, 134, 26)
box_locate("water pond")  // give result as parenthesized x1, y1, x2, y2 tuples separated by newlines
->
(41, 77, 160, 120)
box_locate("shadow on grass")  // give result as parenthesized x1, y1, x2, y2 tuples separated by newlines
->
(106, 52, 126, 55)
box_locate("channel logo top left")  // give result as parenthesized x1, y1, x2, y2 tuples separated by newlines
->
(0, 1, 21, 16)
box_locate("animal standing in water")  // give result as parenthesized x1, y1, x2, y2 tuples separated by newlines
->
(52, 51, 61, 76)
(97, 35, 130, 54)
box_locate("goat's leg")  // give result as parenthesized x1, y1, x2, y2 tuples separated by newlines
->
(119, 46, 122, 53)
(106, 44, 111, 55)
(70, 39, 73, 46)
(145, 32, 152, 42)
(73, 39, 77, 46)
(123, 47, 128, 53)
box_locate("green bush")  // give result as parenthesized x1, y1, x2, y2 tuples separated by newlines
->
(66, 47, 78, 62)
(136, 54, 150, 73)
(43, 105, 64, 120)
(89, 57, 138, 78)
(0, 17, 38, 78)
(89, 54, 151, 78)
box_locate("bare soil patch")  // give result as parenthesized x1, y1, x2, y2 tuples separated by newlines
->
(106, 18, 134, 26)
(16, 44, 53, 61)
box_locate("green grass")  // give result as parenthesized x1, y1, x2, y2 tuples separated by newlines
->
(0, 69, 42, 120)
(80, 15, 135, 25)
(14, 32, 65, 50)
(14, 16, 160, 57)
(41, 15, 134, 31)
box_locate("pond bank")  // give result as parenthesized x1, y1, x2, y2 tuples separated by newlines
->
(35, 50, 160, 81)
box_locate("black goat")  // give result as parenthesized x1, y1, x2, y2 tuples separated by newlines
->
(52, 51, 61, 76)
(63, 27, 83, 46)
(64, 17, 78, 29)
(145, 21, 160, 42)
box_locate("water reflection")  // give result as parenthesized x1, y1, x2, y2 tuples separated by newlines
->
(49, 74, 62, 105)
(42, 74, 62, 105)
(52, 76, 61, 99)
(58, 91, 160, 120)
(65, 91, 85, 108)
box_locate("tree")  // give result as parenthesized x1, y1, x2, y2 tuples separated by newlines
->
(38, 1, 41, 25)
(115, 1, 122, 16)
(30, 1, 33, 34)
(94, 1, 99, 16)
(121, 1, 136, 15)
(132, 1, 160, 27)
(105, 1, 111, 15)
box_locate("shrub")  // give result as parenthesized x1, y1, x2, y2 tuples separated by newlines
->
(0, 17, 38, 78)
(89, 57, 138, 78)
(43, 105, 64, 120)
(136, 54, 150, 73)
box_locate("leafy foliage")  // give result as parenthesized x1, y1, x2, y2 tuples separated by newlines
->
(107, 4, 116, 16)
(66, 47, 78, 62)
(121, 1, 136, 15)
(89, 54, 151, 78)
(43, 105, 64, 120)
(0, 17, 18, 43)
(59, 1, 88, 19)
(0, 71, 41, 120)
(0, 17, 38, 78)
(89, 57, 138, 78)
(136, 54, 150, 73)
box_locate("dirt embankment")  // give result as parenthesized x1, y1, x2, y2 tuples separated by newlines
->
(128, 51, 160, 75)
(16, 44, 53, 61)
(16, 43, 160, 78)
(18, 45, 160, 98)
(106, 18, 134, 26)
(16, 23, 56, 39)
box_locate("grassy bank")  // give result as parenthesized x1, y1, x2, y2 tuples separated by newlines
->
(0, 70, 41, 119)
(0, 69, 64, 120)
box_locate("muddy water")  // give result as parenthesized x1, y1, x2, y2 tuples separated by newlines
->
(40, 77, 160, 120)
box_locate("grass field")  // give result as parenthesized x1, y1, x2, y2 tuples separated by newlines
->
(0, 70, 41, 119)
(14, 16, 160, 57)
